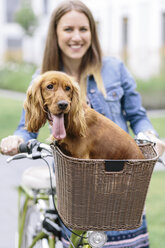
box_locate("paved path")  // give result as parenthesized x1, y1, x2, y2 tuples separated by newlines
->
(0, 89, 26, 101)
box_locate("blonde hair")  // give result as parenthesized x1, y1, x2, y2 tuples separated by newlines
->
(41, 0, 106, 101)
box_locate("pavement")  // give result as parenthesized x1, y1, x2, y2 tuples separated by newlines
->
(0, 88, 26, 101)
(0, 89, 165, 247)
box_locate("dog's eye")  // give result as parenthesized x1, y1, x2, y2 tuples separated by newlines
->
(47, 84, 54, 90)
(65, 86, 71, 91)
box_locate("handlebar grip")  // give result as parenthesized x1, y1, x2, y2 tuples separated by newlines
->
(18, 139, 39, 154)
(6, 139, 52, 163)
(18, 142, 29, 153)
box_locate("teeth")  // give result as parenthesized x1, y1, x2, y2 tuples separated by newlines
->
(70, 45, 82, 49)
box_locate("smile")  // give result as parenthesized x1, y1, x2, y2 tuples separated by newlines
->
(69, 44, 83, 49)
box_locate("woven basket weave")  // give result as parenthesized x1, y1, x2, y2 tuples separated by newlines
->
(51, 142, 158, 231)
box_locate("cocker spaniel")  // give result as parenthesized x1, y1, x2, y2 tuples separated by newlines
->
(24, 71, 144, 160)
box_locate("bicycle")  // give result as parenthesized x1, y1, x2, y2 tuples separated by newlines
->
(6, 138, 163, 248)
(6, 139, 108, 248)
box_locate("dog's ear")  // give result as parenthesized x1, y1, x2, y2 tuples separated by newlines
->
(67, 80, 87, 136)
(24, 75, 47, 132)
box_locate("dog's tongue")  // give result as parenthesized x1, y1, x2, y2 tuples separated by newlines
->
(51, 113, 66, 140)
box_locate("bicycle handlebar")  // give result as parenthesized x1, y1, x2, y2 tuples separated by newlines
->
(5, 138, 165, 167)
(7, 139, 52, 163)
(19, 139, 52, 153)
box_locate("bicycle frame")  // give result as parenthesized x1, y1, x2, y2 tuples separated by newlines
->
(17, 184, 55, 248)
(17, 184, 93, 248)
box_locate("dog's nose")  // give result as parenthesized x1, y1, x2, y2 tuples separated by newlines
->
(58, 100, 68, 110)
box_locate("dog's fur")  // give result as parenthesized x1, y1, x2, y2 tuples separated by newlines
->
(24, 71, 144, 160)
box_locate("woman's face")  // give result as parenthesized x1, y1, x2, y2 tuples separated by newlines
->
(56, 10, 91, 63)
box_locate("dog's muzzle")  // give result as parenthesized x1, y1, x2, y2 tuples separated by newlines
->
(57, 100, 68, 110)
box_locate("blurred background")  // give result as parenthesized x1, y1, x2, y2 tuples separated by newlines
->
(0, 0, 165, 247)
(0, 0, 165, 108)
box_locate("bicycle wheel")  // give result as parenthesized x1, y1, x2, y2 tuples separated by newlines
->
(21, 204, 49, 248)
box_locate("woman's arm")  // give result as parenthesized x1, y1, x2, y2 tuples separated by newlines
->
(14, 109, 38, 142)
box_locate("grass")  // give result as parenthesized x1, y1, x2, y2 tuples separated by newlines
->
(149, 117, 165, 138)
(146, 171, 165, 248)
(0, 96, 50, 143)
(0, 62, 37, 92)
(135, 73, 165, 109)
(136, 72, 165, 93)
(0, 97, 23, 138)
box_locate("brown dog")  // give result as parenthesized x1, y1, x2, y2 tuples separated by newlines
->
(24, 71, 144, 160)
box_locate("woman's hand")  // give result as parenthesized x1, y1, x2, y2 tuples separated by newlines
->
(0, 135, 24, 156)
(137, 131, 165, 157)
(144, 131, 165, 156)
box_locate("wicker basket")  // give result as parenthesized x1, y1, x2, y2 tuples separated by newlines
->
(51, 142, 158, 231)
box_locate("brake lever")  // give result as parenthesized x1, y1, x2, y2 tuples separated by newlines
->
(7, 153, 33, 163)
(6, 151, 52, 163)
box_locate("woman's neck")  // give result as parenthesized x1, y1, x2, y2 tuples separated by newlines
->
(62, 57, 81, 82)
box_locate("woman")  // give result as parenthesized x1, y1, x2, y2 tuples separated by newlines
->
(1, 0, 165, 247)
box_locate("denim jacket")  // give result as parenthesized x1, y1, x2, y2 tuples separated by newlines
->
(14, 57, 155, 141)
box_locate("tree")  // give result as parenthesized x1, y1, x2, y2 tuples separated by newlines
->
(15, 1, 38, 36)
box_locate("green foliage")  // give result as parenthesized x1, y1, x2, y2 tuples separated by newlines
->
(0, 62, 37, 92)
(136, 72, 165, 93)
(135, 73, 165, 109)
(15, 1, 38, 36)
